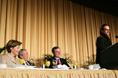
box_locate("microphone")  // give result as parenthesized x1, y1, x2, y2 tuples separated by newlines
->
(115, 36, 118, 38)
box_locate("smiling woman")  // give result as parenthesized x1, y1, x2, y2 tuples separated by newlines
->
(0, 40, 22, 67)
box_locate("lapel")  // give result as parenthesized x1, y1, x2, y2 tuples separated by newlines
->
(60, 58, 63, 64)
(52, 56, 56, 60)
(7, 53, 17, 64)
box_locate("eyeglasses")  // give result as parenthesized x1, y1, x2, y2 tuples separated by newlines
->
(104, 29, 110, 31)
(55, 51, 61, 53)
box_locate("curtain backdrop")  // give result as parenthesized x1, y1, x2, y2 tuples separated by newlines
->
(0, 0, 118, 67)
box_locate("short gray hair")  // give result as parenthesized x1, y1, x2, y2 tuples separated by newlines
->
(18, 49, 26, 59)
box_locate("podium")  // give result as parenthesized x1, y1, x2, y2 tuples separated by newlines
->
(100, 42, 118, 69)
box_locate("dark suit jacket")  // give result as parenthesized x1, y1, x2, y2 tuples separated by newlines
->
(23, 61, 35, 66)
(48, 56, 70, 68)
(96, 33, 112, 65)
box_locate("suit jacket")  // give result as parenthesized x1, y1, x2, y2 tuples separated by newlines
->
(0, 53, 20, 67)
(23, 61, 35, 66)
(48, 56, 70, 68)
(96, 34, 112, 65)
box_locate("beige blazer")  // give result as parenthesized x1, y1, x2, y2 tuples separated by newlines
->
(0, 53, 20, 67)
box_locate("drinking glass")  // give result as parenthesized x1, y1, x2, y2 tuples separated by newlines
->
(73, 62, 78, 69)
(19, 59, 25, 65)
(29, 57, 34, 65)
(74, 63, 78, 66)
(52, 60, 57, 66)
(46, 61, 50, 68)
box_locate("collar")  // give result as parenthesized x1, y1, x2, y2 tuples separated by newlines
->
(101, 33, 109, 39)
(55, 57, 60, 60)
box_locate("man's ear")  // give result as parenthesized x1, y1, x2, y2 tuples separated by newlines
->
(20, 55, 23, 59)
(101, 30, 103, 33)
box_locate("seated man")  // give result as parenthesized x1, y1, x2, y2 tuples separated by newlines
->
(48, 46, 70, 68)
(18, 49, 35, 66)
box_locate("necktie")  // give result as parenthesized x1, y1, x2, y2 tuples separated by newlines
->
(58, 59, 61, 65)
(25, 61, 30, 66)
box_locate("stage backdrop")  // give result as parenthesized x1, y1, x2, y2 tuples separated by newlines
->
(0, 0, 118, 67)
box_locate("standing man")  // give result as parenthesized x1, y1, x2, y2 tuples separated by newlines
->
(48, 46, 70, 68)
(96, 24, 112, 65)
(18, 49, 35, 66)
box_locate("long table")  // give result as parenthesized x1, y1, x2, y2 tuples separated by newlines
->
(0, 68, 118, 78)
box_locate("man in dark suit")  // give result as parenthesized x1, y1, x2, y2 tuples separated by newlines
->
(48, 46, 70, 68)
(18, 49, 35, 66)
(96, 24, 112, 66)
